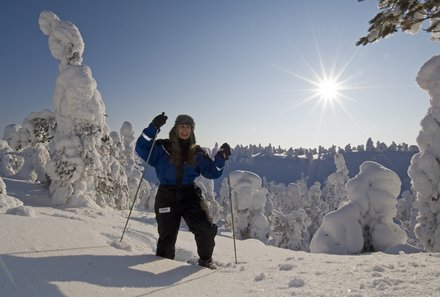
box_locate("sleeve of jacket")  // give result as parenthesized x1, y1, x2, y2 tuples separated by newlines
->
(135, 123, 160, 167)
(196, 147, 225, 179)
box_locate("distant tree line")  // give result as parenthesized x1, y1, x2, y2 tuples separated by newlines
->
(224, 137, 419, 163)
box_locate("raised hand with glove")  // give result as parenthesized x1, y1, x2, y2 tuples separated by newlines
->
(151, 112, 168, 129)
(216, 143, 231, 160)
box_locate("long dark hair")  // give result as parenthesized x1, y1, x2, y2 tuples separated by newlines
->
(168, 126, 197, 166)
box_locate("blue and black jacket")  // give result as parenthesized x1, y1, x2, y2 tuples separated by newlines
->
(135, 123, 225, 185)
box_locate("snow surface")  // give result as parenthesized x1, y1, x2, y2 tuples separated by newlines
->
(1, 8, 440, 297)
(1, 177, 440, 297)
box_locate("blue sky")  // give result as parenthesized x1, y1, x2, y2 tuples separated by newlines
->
(1, 0, 439, 150)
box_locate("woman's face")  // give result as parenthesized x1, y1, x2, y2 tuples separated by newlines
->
(177, 124, 192, 140)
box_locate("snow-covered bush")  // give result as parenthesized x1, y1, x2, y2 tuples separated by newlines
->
(3, 124, 21, 151)
(0, 176, 6, 196)
(13, 145, 49, 183)
(269, 208, 311, 251)
(310, 161, 407, 254)
(16, 110, 56, 150)
(0, 176, 28, 215)
(408, 55, 440, 252)
(0, 140, 21, 177)
(1, 111, 54, 183)
(195, 176, 222, 224)
(322, 153, 349, 210)
(120, 122, 140, 197)
(306, 181, 329, 237)
(396, 188, 418, 246)
(11, 111, 54, 183)
(119, 121, 156, 210)
(39, 11, 129, 208)
(265, 178, 309, 215)
(219, 170, 270, 242)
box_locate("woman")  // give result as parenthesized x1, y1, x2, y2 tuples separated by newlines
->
(135, 112, 231, 269)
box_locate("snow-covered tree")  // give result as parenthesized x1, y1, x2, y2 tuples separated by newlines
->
(10, 111, 55, 183)
(273, 178, 311, 214)
(282, 183, 302, 213)
(263, 177, 321, 250)
(366, 137, 375, 152)
(357, 144, 365, 152)
(0, 176, 6, 196)
(263, 181, 286, 213)
(17, 110, 56, 149)
(195, 176, 222, 224)
(306, 181, 329, 237)
(39, 11, 129, 208)
(407, 55, 440, 252)
(357, 0, 440, 46)
(310, 161, 407, 254)
(269, 208, 311, 251)
(219, 170, 270, 242)
(322, 153, 349, 211)
(3, 124, 21, 151)
(119, 121, 152, 208)
(0, 111, 54, 183)
(0, 176, 24, 214)
(0, 140, 21, 177)
(396, 187, 419, 246)
(376, 141, 388, 152)
(13, 145, 49, 183)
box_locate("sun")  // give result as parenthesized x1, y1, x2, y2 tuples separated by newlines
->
(257, 43, 363, 127)
(316, 77, 341, 102)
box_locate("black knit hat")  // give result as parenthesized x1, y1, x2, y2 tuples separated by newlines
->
(174, 114, 195, 129)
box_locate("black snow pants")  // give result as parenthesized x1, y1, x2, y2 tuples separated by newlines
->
(154, 184, 218, 260)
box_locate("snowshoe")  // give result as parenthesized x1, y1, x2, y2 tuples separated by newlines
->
(198, 258, 218, 270)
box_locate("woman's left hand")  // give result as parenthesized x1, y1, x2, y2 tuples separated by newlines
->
(217, 143, 231, 160)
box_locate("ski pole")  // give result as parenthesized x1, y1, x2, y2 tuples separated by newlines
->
(120, 129, 159, 242)
(226, 160, 238, 264)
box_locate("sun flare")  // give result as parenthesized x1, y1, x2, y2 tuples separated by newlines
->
(260, 43, 363, 128)
(317, 78, 341, 101)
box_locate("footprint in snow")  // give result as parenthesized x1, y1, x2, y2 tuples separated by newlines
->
(254, 272, 266, 281)
(288, 277, 305, 288)
(279, 263, 295, 271)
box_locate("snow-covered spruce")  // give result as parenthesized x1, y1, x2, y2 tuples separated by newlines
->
(0, 140, 19, 177)
(0, 110, 54, 183)
(0, 176, 34, 216)
(310, 161, 407, 254)
(195, 175, 222, 224)
(322, 153, 349, 211)
(408, 55, 440, 252)
(219, 170, 270, 242)
(39, 11, 129, 208)
(269, 208, 311, 251)
(0, 176, 23, 212)
(396, 188, 419, 246)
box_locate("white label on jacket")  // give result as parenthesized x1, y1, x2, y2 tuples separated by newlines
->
(159, 207, 171, 214)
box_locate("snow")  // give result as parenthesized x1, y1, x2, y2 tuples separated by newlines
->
(1, 177, 440, 297)
(38, 11, 130, 209)
(408, 55, 440, 252)
(2, 8, 440, 297)
(218, 170, 270, 242)
(310, 161, 407, 254)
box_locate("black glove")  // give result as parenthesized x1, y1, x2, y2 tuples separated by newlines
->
(151, 112, 167, 129)
(218, 143, 231, 160)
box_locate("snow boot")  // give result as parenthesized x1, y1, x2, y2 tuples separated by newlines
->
(198, 258, 218, 270)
